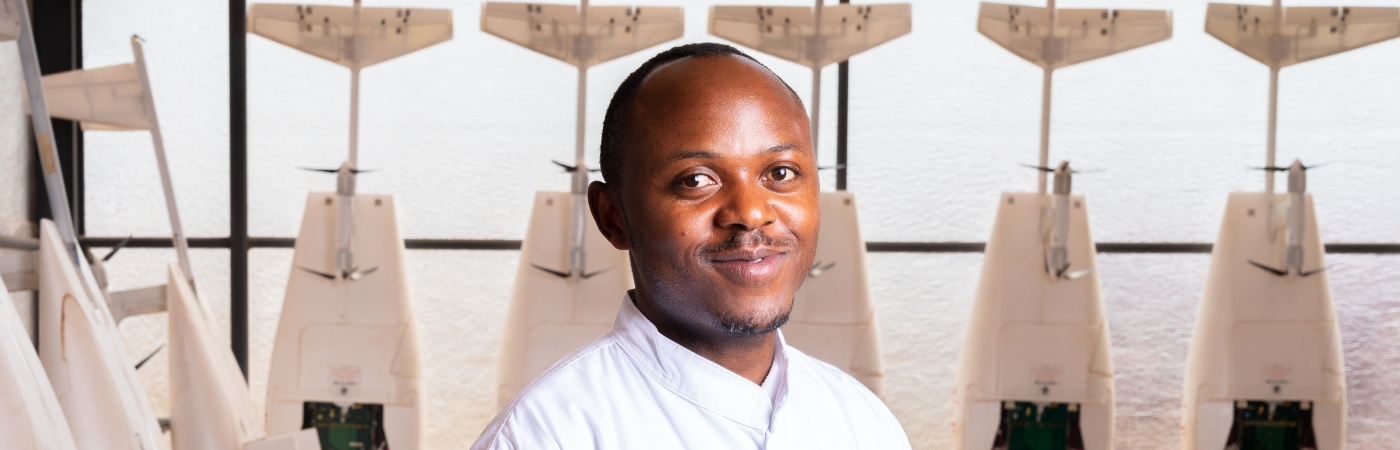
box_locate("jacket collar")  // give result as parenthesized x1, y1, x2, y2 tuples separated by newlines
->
(610, 292, 790, 431)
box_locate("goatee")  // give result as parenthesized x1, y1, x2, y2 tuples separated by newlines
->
(717, 310, 791, 336)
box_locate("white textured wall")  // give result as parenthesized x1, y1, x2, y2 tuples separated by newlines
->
(1, 35, 37, 342)
(14, 0, 1391, 448)
(0, 42, 28, 223)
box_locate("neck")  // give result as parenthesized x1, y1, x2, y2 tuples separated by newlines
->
(631, 290, 777, 384)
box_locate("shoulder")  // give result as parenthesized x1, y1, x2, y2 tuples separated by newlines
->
(782, 344, 912, 449)
(471, 335, 640, 450)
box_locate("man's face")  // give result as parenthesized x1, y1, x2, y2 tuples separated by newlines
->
(591, 55, 819, 339)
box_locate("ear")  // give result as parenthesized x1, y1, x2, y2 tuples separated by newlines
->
(588, 181, 631, 250)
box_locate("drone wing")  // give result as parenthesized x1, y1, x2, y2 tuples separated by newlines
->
(710, 6, 815, 65)
(1205, 4, 1283, 65)
(979, 2, 1172, 69)
(41, 63, 153, 131)
(247, 3, 453, 69)
(0, 0, 18, 41)
(1288, 7, 1400, 63)
(710, 4, 911, 68)
(481, 2, 683, 68)
(976, 3, 1051, 66)
(1206, 3, 1400, 68)
(1053, 8, 1173, 67)
(481, 3, 582, 64)
(587, 6, 685, 66)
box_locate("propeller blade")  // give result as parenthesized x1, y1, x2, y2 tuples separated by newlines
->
(299, 167, 340, 174)
(816, 164, 847, 171)
(1300, 267, 1327, 277)
(1022, 163, 1096, 174)
(1247, 260, 1289, 277)
(298, 266, 338, 280)
(551, 160, 600, 173)
(1061, 268, 1093, 280)
(552, 160, 577, 172)
(807, 261, 837, 278)
(80, 247, 110, 291)
(134, 343, 166, 370)
(531, 263, 571, 279)
(580, 267, 613, 279)
(346, 266, 379, 281)
(102, 235, 133, 262)
(1250, 163, 1331, 172)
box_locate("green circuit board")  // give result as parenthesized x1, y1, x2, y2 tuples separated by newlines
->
(1224, 401, 1318, 450)
(302, 402, 389, 450)
(991, 401, 1085, 450)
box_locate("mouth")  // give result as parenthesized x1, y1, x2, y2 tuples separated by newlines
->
(708, 247, 789, 281)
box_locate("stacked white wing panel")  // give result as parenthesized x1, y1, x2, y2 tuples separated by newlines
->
(0, 282, 78, 450)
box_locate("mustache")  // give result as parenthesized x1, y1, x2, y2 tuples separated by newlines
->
(700, 230, 796, 255)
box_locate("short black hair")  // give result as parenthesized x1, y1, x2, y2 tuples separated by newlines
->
(598, 42, 798, 189)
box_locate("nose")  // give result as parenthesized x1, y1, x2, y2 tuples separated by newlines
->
(714, 179, 776, 232)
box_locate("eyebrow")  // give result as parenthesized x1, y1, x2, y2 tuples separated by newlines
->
(668, 143, 803, 163)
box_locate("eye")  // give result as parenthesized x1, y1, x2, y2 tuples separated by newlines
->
(769, 166, 796, 182)
(678, 173, 718, 188)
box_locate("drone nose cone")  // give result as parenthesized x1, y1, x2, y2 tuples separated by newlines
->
(1053, 161, 1072, 195)
(1288, 160, 1306, 193)
(337, 167, 356, 195)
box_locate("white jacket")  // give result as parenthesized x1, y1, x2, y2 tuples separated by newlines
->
(473, 294, 910, 449)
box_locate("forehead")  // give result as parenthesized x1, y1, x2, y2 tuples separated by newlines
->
(633, 54, 804, 119)
(622, 55, 808, 166)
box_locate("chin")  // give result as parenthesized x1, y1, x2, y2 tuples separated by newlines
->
(717, 311, 790, 336)
(711, 291, 795, 336)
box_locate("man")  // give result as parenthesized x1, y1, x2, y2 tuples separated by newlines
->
(472, 43, 909, 449)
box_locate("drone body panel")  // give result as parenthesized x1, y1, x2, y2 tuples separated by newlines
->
(266, 193, 422, 448)
(782, 191, 885, 396)
(952, 193, 1113, 450)
(496, 191, 632, 410)
(1182, 192, 1345, 450)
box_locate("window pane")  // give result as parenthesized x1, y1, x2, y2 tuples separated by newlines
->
(82, 0, 230, 238)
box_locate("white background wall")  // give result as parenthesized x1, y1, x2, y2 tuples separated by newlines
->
(0, 37, 37, 342)
(0, 0, 1396, 448)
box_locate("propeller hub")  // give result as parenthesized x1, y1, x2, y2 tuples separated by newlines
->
(1052, 161, 1073, 196)
(337, 162, 357, 196)
(1287, 159, 1306, 194)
